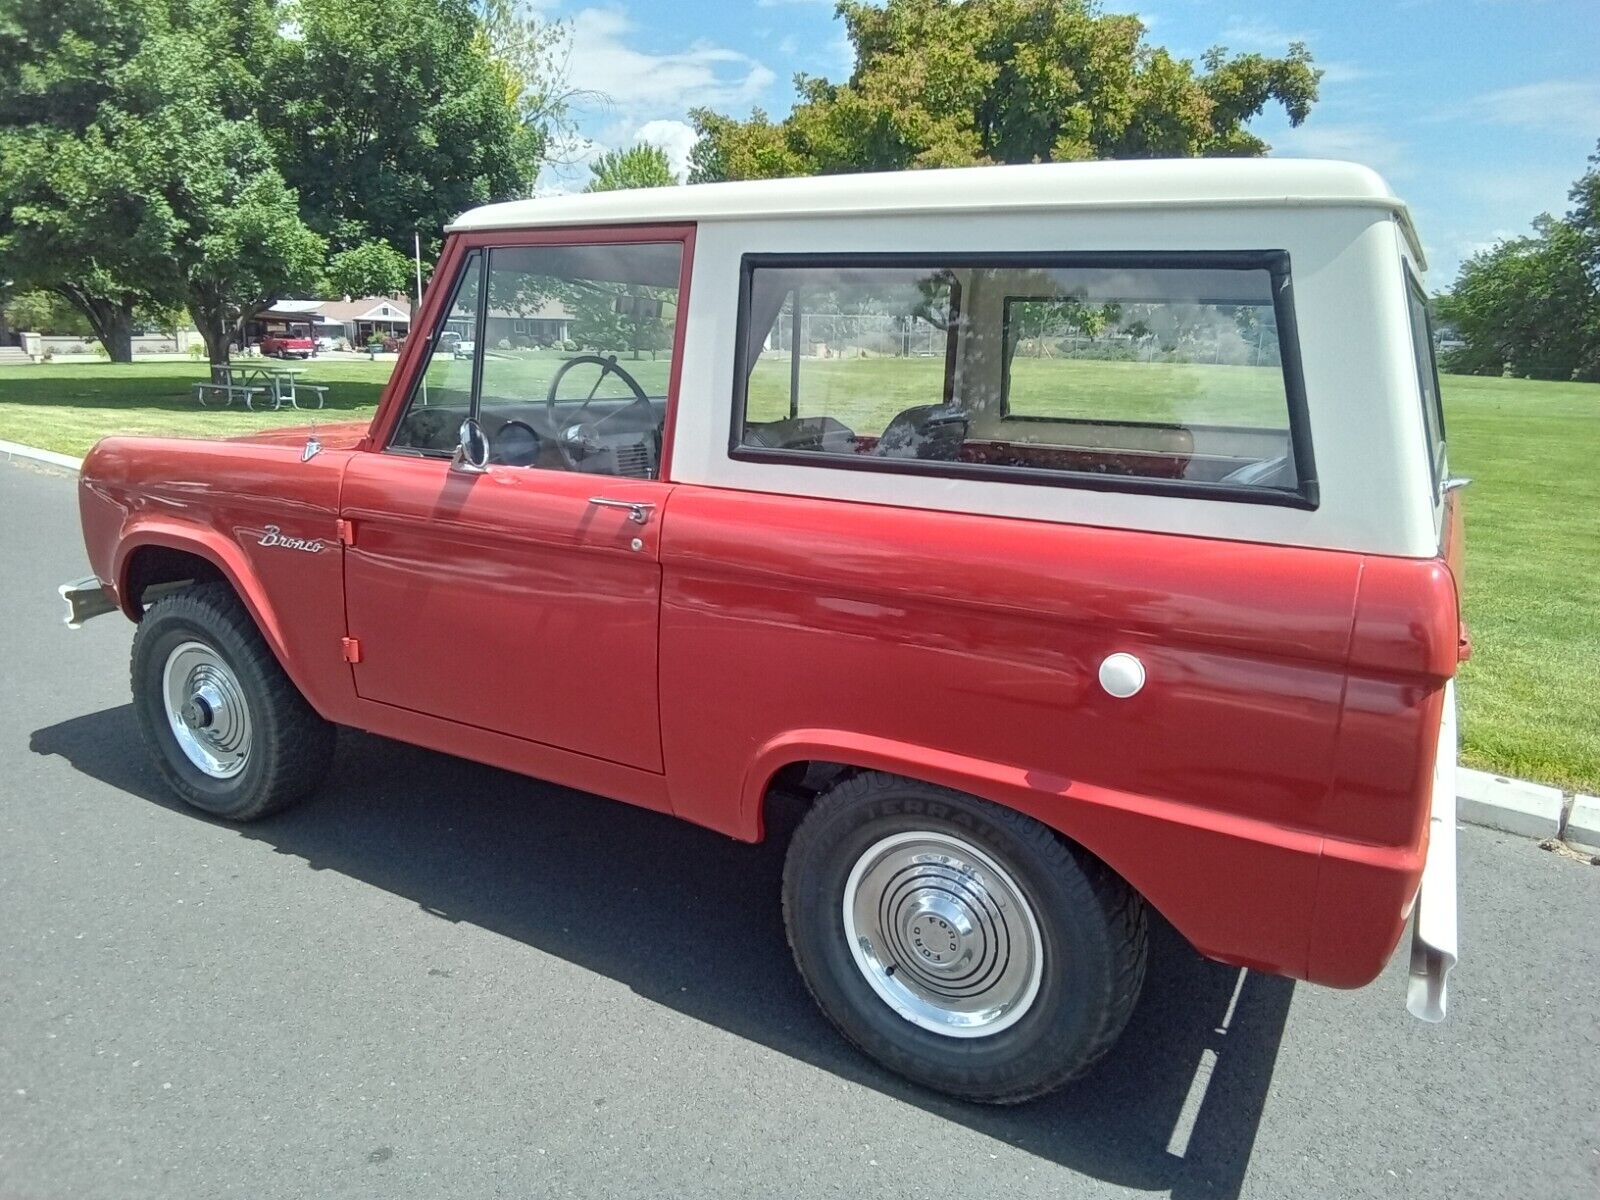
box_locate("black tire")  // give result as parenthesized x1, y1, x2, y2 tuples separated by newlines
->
(783, 772, 1147, 1104)
(130, 581, 334, 821)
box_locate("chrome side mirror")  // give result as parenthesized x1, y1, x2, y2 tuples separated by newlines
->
(451, 417, 490, 474)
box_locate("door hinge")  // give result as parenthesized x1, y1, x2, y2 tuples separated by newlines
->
(341, 636, 362, 664)
(336, 518, 356, 546)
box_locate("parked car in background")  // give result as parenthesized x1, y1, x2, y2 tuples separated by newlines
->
(260, 327, 316, 359)
(62, 159, 1462, 1105)
(314, 335, 341, 354)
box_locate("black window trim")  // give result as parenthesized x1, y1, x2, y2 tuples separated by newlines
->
(728, 250, 1319, 511)
(1402, 260, 1448, 497)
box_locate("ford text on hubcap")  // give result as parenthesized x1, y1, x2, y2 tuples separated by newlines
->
(843, 831, 1044, 1037)
(162, 641, 252, 779)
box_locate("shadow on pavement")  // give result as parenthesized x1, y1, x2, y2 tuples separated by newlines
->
(33, 705, 1294, 1199)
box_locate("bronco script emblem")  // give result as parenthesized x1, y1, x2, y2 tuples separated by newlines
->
(258, 524, 325, 554)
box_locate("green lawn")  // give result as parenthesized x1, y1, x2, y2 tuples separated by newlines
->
(1, 359, 1595, 792)
(0, 360, 396, 450)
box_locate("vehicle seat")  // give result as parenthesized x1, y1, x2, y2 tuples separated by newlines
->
(874, 405, 969, 461)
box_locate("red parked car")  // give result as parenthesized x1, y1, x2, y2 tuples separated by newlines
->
(61, 160, 1462, 1104)
(259, 326, 316, 359)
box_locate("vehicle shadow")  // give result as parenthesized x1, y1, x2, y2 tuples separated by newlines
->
(32, 705, 1294, 1198)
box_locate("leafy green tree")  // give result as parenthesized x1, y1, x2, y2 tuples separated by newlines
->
(586, 144, 678, 192)
(1439, 141, 1600, 382)
(263, 0, 542, 275)
(2, 290, 94, 336)
(689, 0, 1320, 182)
(326, 241, 414, 299)
(0, 0, 180, 359)
(0, 0, 323, 364)
(472, 0, 586, 162)
(177, 123, 327, 365)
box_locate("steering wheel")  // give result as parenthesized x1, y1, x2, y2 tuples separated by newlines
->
(545, 354, 657, 470)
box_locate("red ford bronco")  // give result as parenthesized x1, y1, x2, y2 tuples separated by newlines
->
(64, 159, 1463, 1104)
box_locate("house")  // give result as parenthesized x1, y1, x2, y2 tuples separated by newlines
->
(248, 297, 411, 348)
(318, 296, 411, 346)
(483, 299, 573, 347)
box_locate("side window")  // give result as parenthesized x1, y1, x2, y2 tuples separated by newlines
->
(391, 253, 484, 455)
(475, 241, 683, 477)
(734, 255, 1313, 504)
(1405, 270, 1447, 494)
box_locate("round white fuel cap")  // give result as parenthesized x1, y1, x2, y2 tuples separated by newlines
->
(1098, 653, 1146, 699)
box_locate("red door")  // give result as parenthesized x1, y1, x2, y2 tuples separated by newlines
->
(340, 453, 672, 772)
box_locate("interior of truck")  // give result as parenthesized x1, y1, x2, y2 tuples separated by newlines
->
(738, 261, 1302, 492)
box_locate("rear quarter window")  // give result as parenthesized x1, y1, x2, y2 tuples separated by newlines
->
(731, 251, 1317, 508)
(1405, 268, 1448, 495)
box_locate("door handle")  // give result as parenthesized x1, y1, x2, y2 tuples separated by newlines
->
(588, 497, 655, 525)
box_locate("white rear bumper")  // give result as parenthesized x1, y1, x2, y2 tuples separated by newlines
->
(1406, 680, 1459, 1022)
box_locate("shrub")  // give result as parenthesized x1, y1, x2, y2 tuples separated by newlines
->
(496, 337, 512, 351)
(188, 343, 207, 359)
(562, 338, 577, 351)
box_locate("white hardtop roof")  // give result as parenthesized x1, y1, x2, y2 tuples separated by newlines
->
(449, 158, 1423, 267)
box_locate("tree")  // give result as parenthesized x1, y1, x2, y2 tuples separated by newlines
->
(2, 290, 93, 336)
(586, 144, 678, 192)
(263, 0, 543, 277)
(176, 122, 327, 365)
(0, 0, 182, 360)
(1438, 141, 1600, 382)
(0, 0, 323, 364)
(326, 241, 414, 299)
(688, 0, 1320, 182)
(472, 0, 588, 164)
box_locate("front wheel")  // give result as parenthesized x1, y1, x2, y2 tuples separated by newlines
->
(783, 772, 1147, 1104)
(131, 581, 334, 820)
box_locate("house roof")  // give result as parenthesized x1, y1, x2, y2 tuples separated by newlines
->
(319, 297, 410, 323)
(486, 299, 573, 321)
(261, 297, 411, 323)
(449, 158, 1424, 268)
(262, 300, 325, 317)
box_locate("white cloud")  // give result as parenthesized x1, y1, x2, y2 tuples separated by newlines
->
(1469, 80, 1600, 133)
(1458, 229, 1521, 259)
(1218, 19, 1313, 50)
(1318, 61, 1376, 86)
(566, 8, 776, 118)
(1268, 123, 1407, 174)
(632, 118, 698, 181)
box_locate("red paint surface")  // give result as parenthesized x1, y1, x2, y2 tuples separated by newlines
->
(74, 222, 1462, 994)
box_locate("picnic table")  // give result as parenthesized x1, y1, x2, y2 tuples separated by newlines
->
(193, 364, 327, 411)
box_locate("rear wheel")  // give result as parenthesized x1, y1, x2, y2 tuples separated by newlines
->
(131, 581, 334, 820)
(783, 772, 1147, 1104)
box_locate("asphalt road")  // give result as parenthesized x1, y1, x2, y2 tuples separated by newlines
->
(2, 455, 1596, 1200)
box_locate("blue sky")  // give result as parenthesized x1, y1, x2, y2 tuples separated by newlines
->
(534, 0, 1600, 282)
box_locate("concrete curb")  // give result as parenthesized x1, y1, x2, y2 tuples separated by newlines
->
(1457, 768, 1566, 839)
(0, 438, 84, 472)
(1, 437, 1593, 852)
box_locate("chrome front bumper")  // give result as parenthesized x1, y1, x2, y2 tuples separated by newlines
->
(1407, 680, 1459, 1022)
(59, 576, 117, 628)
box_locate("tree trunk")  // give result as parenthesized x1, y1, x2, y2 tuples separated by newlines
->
(186, 291, 235, 376)
(54, 287, 138, 362)
(196, 316, 232, 371)
(104, 313, 134, 363)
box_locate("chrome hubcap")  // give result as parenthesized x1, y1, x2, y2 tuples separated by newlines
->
(161, 641, 251, 779)
(843, 830, 1043, 1038)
